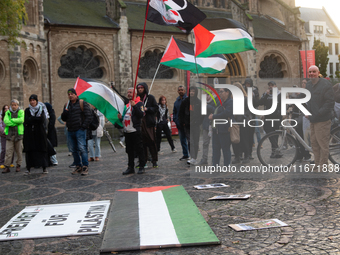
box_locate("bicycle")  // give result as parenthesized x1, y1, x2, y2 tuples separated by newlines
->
(257, 119, 340, 167)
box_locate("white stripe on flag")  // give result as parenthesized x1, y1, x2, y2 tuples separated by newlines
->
(180, 53, 228, 70)
(86, 83, 125, 114)
(212, 28, 252, 42)
(138, 191, 180, 246)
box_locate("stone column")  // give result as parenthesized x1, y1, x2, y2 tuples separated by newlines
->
(9, 45, 24, 105)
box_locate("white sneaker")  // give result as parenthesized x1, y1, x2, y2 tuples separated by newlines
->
(187, 159, 197, 165)
(119, 141, 126, 148)
(158, 151, 164, 155)
(172, 149, 177, 153)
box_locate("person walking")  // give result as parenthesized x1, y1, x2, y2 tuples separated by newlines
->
(2, 99, 25, 173)
(23, 95, 51, 174)
(156, 96, 176, 154)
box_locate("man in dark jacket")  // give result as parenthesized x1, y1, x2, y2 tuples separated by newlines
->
(173, 86, 189, 160)
(137, 82, 158, 168)
(118, 88, 146, 175)
(179, 86, 203, 165)
(61, 88, 92, 176)
(306, 65, 335, 167)
(257, 81, 282, 158)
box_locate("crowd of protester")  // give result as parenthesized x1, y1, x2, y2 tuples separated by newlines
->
(1, 69, 337, 176)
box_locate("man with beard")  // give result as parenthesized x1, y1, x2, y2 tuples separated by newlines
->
(137, 82, 158, 168)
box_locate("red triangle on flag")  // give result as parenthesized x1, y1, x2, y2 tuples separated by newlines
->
(74, 78, 92, 95)
(118, 185, 180, 193)
(194, 24, 215, 56)
(161, 37, 185, 62)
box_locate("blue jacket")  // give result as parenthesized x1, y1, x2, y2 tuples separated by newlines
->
(173, 94, 187, 129)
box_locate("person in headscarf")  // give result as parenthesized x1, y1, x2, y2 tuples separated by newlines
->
(23, 94, 51, 174)
(2, 99, 25, 173)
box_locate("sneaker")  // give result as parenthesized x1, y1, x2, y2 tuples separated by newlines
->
(71, 166, 82, 175)
(122, 167, 135, 175)
(68, 152, 72, 156)
(24, 170, 30, 176)
(158, 151, 164, 155)
(180, 156, 190, 161)
(89, 157, 94, 162)
(10, 164, 14, 168)
(136, 164, 148, 169)
(43, 168, 48, 174)
(69, 164, 76, 168)
(153, 162, 158, 168)
(172, 149, 177, 153)
(0, 165, 5, 169)
(2, 167, 10, 173)
(16, 165, 20, 172)
(303, 156, 311, 162)
(52, 163, 58, 166)
(137, 168, 145, 174)
(81, 166, 89, 176)
(187, 159, 197, 165)
(119, 141, 126, 148)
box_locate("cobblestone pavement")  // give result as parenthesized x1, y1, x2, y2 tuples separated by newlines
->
(1, 137, 340, 255)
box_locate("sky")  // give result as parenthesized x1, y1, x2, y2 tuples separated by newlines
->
(295, 0, 340, 30)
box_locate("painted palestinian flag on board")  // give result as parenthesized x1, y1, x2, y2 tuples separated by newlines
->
(74, 78, 125, 127)
(194, 18, 257, 57)
(147, 0, 206, 33)
(100, 185, 220, 252)
(160, 36, 228, 74)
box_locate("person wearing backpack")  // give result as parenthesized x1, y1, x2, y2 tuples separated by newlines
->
(61, 88, 92, 176)
(88, 107, 104, 161)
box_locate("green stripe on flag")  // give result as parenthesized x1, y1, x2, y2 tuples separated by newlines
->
(197, 38, 257, 57)
(79, 91, 123, 127)
(162, 186, 220, 245)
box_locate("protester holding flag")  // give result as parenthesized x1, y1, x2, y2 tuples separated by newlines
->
(137, 82, 159, 168)
(118, 88, 146, 175)
(61, 88, 92, 176)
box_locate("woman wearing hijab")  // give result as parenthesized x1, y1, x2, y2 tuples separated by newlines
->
(23, 94, 49, 174)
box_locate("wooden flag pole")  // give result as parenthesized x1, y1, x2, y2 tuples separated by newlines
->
(132, 0, 151, 99)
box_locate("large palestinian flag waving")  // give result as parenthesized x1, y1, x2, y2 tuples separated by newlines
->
(74, 78, 125, 126)
(194, 18, 257, 57)
(100, 185, 220, 252)
(160, 36, 228, 74)
(147, 0, 206, 33)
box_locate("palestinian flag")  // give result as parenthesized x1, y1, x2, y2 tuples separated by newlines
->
(194, 18, 257, 57)
(100, 185, 220, 252)
(74, 78, 125, 127)
(147, 0, 206, 33)
(160, 36, 228, 74)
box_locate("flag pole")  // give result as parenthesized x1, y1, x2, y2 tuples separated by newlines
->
(144, 62, 161, 106)
(132, 0, 151, 100)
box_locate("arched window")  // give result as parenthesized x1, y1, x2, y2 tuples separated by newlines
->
(58, 46, 104, 79)
(23, 59, 38, 85)
(0, 60, 5, 83)
(259, 55, 284, 78)
(138, 49, 174, 79)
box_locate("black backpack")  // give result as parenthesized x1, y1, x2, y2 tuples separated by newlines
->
(79, 100, 100, 131)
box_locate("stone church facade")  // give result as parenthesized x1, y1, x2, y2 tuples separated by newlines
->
(0, 0, 306, 121)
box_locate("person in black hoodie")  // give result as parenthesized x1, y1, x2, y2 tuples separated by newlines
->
(118, 88, 146, 175)
(137, 82, 159, 168)
(179, 86, 203, 165)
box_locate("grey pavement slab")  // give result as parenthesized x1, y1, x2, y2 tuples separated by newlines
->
(0, 137, 340, 254)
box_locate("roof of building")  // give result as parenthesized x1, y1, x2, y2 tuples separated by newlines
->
(252, 15, 300, 41)
(44, 0, 119, 28)
(299, 7, 340, 36)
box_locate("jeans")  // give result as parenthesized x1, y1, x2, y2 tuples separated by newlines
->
(88, 135, 101, 158)
(178, 127, 189, 157)
(68, 129, 88, 167)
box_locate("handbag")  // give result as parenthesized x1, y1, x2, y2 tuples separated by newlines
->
(228, 118, 240, 144)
